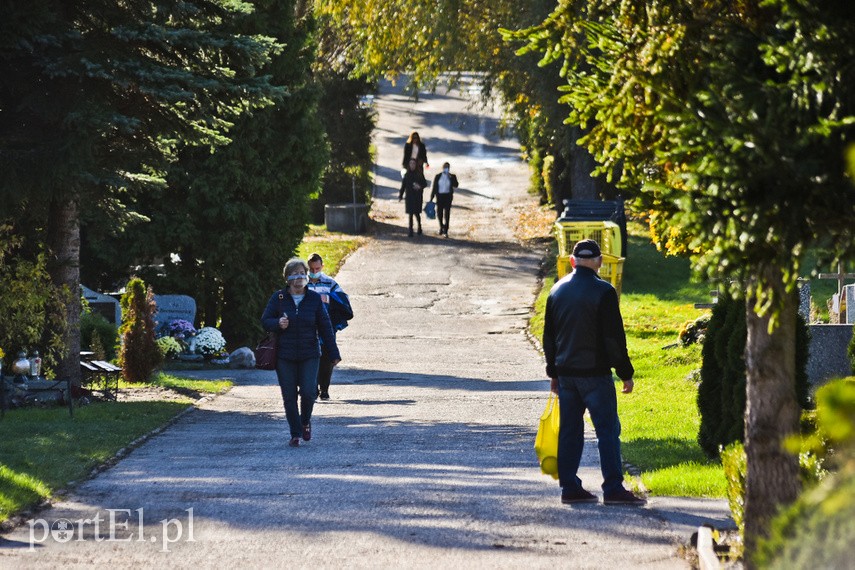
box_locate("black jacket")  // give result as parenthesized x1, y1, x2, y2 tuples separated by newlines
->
(402, 141, 428, 168)
(430, 172, 459, 201)
(542, 266, 634, 380)
(399, 170, 427, 214)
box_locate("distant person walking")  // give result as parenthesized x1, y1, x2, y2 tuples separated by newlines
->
(307, 252, 353, 400)
(542, 239, 646, 505)
(261, 258, 341, 447)
(399, 158, 427, 237)
(402, 131, 429, 177)
(429, 161, 459, 236)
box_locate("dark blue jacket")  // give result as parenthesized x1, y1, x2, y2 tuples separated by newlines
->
(261, 289, 341, 362)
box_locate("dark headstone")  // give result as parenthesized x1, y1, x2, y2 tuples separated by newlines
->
(81, 285, 121, 324)
(807, 324, 854, 387)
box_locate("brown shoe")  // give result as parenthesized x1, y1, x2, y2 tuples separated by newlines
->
(302, 422, 312, 441)
(561, 488, 598, 504)
(603, 489, 646, 506)
(289, 437, 300, 447)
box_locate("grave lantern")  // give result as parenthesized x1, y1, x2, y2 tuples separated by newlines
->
(12, 351, 30, 385)
(29, 350, 42, 379)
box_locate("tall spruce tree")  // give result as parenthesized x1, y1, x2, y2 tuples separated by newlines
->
(0, 1, 283, 383)
(112, 0, 328, 347)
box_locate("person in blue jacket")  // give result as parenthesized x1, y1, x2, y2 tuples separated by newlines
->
(307, 253, 353, 401)
(261, 258, 341, 447)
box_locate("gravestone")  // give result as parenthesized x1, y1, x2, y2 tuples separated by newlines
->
(152, 295, 197, 332)
(798, 281, 811, 322)
(845, 284, 855, 324)
(807, 324, 854, 386)
(81, 285, 121, 325)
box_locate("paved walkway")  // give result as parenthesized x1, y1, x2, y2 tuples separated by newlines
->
(0, 79, 731, 569)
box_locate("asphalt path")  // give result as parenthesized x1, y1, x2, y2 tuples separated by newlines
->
(0, 78, 732, 569)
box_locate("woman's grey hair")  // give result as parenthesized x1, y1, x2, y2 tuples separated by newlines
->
(283, 257, 308, 280)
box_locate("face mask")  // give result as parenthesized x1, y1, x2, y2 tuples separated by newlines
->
(287, 274, 308, 288)
(308, 271, 322, 279)
(443, 168, 449, 174)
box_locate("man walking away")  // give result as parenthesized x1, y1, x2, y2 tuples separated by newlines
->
(542, 239, 646, 506)
(307, 253, 353, 400)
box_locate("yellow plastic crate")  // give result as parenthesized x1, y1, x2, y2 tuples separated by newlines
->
(599, 253, 624, 296)
(556, 253, 624, 297)
(554, 220, 622, 258)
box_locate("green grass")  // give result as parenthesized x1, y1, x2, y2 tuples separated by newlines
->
(297, 224, 364, 276)
(119, 372, 232, 395)
(531, 221, 726, 497)
(0, 373, 232, 523)
(152, 373, 231, 394)
(0, 400, 191, 522)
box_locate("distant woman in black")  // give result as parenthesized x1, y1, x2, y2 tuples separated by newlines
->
(402, 131, 429, 177)
(399, 158, 427, 237)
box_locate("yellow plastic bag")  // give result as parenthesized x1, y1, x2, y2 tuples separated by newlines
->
(534, 393, 560, 479)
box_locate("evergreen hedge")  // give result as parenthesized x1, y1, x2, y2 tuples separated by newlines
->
(697, 293, 811, 458)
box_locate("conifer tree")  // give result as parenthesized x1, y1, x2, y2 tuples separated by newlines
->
(0, 1, 283, 383)
(112, 0, 328, 347)
(118, 278, 162, 383)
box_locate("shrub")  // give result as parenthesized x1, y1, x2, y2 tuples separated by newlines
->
(697, 293, 810, 458)
(755, 378, 855, 569)
(192, 327, 226, 356)
(697, 296, 738, 457)
(80, 309, 118, 361)
(118, 278, 163, 383)
(679, 313, 710, 346)
(720, 441, 746, 556)
(0, 225, 68, 375)
(721, 428, 830, 564)
(156, 336, 183, 359)
(541, 154, 555, 206)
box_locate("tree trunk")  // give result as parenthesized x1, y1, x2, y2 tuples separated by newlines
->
(567, 126, 619, 203)
(568, 127, 598, 201)
(742, 272, 801, 563)
(47, 195, 81, 387)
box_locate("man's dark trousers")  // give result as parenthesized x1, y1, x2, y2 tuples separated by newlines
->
(436, 194, 452, 233)
(557, 374, 625, 495)
(318, 344, 335, 396)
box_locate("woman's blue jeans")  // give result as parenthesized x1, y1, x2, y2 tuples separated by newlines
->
(276, 358, 320, 439)
(557, 375, 625, 495)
